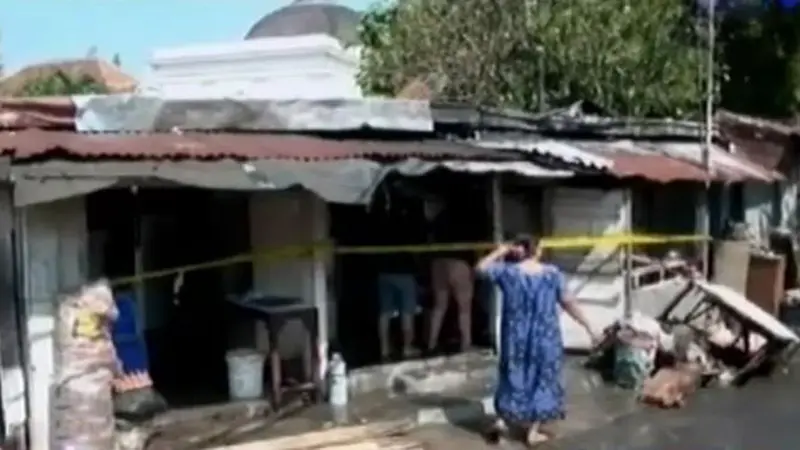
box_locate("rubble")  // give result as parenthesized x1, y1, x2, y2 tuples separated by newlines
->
(589, 276, 800, 409)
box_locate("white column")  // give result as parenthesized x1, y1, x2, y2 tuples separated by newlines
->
(311, 195, 330, 379)
(696, 186, 711, 276)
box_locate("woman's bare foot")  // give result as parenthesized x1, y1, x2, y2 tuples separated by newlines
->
(526, 428, 550, 447)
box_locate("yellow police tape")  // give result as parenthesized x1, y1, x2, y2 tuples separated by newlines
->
(109, 233, 708, 286)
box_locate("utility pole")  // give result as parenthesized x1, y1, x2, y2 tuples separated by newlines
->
(701, 1, 716, 278)
(703, 1, 715, 174)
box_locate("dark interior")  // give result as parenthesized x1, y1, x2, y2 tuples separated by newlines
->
(85, 174, 497, 404)
(329, 173, 494, 369)
(86, 187, 251, 407)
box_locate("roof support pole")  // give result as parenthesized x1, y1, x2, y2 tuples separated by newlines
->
(698, 187, 711, 278)
(131, 185, 146, 336)
(701, 1, 716, 278)
(488, 174, 504, 355)
(622, 187, 634, 319)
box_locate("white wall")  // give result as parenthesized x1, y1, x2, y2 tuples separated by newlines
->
(743, 182, 777, 244)
(18, 198, 87, 450)
(145, 35, 363, 99)
(779, 167, 799, 231)
(549, 187, 626, 350)
(248, 190, 331, 373)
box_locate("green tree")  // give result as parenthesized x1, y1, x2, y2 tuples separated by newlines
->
(19, 71, 109, 96)
(359, 0, 712, 117)
(112, 53, 122, 67)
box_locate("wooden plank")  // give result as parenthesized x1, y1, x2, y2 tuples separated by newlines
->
(310, 437, 424, 450)
(209, 421, 413, 450)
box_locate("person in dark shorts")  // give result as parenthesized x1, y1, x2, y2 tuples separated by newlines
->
(377, 272, 418, 360)
(374, 203, 423, 360)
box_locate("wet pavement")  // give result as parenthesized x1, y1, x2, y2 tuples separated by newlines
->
(407, 363, 800, 450)
(149, 352, 800, 449)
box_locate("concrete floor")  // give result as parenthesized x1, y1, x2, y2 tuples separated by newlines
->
(147, 351, 800, 449)
(407, 363, 800, 450)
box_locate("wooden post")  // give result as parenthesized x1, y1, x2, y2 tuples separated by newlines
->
(489, 174, 503, 354)
(131, 185, 146, 336)
(622, 187, 634, 319)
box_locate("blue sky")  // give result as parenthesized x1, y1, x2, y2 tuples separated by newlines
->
(0, 0, 376, 77)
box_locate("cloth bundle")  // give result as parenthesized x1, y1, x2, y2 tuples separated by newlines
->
(53, 280, 119, 450)
(111, 292, 167, 421)
(640, 363, 703, 408)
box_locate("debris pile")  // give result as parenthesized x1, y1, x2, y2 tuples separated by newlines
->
(589, 279, 800, 409)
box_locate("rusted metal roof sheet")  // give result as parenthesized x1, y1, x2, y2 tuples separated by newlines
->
(474, 137, 779, 183)
(715, 110, 796, 172)
(603, 153, 711, 183)
(585, 140, 781, 182)
(0, 97, 76, 130)
(0, 129, 520, 162)
(471, 139, 613, 171)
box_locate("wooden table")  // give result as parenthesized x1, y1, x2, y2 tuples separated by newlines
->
(228, 296, 321, 407)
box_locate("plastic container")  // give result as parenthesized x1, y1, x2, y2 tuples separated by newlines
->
(328, 352, 348, 406)
(225, 349, 266, 400)
(328, 352, 349, 424)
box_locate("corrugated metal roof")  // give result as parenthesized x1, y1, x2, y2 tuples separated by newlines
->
(585, 140, 781, 182)
(716, 110, 794, 172)
(0, 94, 436, 133)
(471, 139, 613, 170)
(0, 96, 76, 130)
(474, 137, 780, 183)
(0, 129, 520, 162)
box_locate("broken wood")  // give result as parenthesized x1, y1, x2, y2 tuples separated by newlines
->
(208, 421, 415, 450)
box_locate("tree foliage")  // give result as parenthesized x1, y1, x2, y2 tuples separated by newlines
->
(19, 71, 109, 97)
(359, 0, 711, 117)
(358, 0, 800, 118)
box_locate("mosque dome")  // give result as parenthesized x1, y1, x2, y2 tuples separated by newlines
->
(244, 0, 362, 47)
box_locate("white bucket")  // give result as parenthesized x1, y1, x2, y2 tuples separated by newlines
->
(225, 348, 266, 400)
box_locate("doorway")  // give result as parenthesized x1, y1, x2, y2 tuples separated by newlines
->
(86, 187, 251, 406)
(330, 173, 494, 369)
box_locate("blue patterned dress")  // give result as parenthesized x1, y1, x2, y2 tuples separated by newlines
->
(481, 262, 566, 424)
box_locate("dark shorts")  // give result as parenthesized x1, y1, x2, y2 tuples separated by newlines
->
(377, 273, 418, 315)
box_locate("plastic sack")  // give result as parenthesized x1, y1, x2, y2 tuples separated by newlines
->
(114, 386, 168, 422)
(52, 280, 119, 450)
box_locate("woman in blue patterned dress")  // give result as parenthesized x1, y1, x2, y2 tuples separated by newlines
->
(477, 234, 599, 446)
